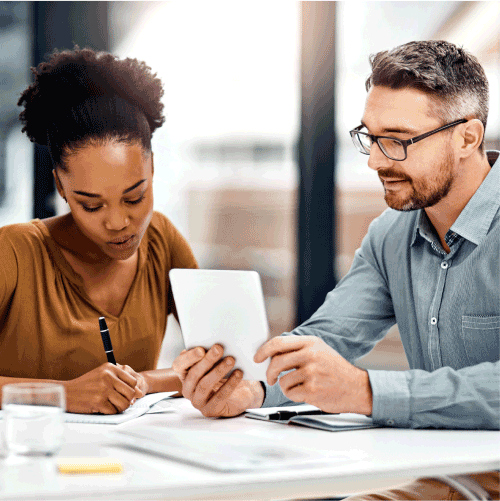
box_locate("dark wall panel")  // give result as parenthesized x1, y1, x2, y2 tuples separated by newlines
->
(32, 1, 108, 219)
(296, 1, 337, 324)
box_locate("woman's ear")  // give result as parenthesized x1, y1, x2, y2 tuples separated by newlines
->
(151, 151, 154, 177)
(52, 169, 66, 201)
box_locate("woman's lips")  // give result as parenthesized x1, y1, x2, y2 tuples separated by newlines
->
(107, 235, 135, 250)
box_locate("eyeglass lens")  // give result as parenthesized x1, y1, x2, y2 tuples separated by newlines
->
(354, 133, 405, 160)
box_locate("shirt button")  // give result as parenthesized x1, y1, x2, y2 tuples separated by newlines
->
(441, 261, 449, 269)
(386, 419, 395, 426)
(431, 317, 437, 325)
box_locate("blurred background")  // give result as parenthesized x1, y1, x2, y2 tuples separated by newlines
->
(1, 1, 498, 370)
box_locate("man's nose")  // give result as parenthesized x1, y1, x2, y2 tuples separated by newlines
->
(367, 142, 394, 171)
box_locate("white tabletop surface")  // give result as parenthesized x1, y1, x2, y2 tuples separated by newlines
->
(0, 398, 498, 501)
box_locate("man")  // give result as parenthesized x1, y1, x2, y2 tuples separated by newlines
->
(172, 40, 499, 500)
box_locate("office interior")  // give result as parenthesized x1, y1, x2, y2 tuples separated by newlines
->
(0, 1, 498, 372)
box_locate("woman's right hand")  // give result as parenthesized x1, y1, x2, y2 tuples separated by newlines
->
(172, 344, 265, 418)
(62, 363, 141, 414)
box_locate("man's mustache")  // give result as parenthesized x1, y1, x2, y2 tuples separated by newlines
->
(377, 169, 412, 182)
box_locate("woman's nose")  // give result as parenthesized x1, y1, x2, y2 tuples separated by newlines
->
(104, 208, 130, 231)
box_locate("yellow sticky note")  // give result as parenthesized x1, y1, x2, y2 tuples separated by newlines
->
(57, 458, 123, 474)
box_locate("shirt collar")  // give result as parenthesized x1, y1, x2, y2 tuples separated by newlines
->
(411, 150, 500, 247)
(450, 150, 500, 245)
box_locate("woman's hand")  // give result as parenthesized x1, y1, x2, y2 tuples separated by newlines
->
(63, 363, 144, 414)
(172, 344, 265, 418)
(121, 365, 149, 403)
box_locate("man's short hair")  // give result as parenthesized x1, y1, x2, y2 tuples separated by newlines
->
(366, 40, 489, 151)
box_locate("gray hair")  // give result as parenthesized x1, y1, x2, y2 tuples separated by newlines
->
(366, 40, 489, 151)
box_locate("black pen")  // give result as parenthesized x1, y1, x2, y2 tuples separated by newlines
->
(98, 317, 116, 365)
(268, 409, 327, 421)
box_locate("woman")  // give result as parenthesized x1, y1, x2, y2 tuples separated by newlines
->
(0, 47, 197, 414)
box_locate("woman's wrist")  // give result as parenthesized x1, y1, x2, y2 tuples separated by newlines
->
(139, 368, 182, 395)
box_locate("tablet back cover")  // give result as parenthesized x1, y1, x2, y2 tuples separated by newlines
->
(169, 269, 270, 380)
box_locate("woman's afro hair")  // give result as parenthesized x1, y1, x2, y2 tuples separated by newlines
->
(18, 47, 165, 149)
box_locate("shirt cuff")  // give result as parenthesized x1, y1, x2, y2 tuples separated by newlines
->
(261, 381, 293, 408)
(367, 369, 411, 427)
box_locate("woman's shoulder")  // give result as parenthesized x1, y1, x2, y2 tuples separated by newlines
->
(146, 211, 197, 269)
(147, 211, 184, 243)
(0, 219, 49, 251)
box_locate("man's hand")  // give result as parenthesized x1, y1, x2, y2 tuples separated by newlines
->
(172, 344, 265, 418)
(254, 336, 373, 415)
(63, 363, 143, 414)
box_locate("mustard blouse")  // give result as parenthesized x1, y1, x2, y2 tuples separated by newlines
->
(0, 211, 197, 380)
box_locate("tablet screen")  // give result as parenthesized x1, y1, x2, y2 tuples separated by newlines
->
(169, 269, 270, 381)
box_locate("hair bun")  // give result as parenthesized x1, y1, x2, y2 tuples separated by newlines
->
(18, 47, 165, 147)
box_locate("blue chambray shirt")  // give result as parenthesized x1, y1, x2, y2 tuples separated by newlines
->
(262, 151, 500, 429)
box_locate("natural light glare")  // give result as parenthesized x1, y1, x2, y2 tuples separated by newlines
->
(112, 1, 301, 232)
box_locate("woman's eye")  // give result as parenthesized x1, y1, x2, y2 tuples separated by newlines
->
(126, 194, 145, 205)
(81, 204, 102, 213)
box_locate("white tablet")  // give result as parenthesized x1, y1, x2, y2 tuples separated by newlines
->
(169, 269, 270, 381)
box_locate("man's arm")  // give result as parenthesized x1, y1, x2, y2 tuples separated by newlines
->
(369, 362, 500, 429)
(259, 208, 499, 429)
(261, 212, 398, 407)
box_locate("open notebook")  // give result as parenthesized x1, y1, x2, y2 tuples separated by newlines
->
(0, 392, 177, 425)
(64, 392, 177, 424)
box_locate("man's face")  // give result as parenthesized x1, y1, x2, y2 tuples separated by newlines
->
(361, 86, 458, 211)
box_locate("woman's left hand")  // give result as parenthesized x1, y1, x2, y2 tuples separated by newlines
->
(119, 364, 149, 401)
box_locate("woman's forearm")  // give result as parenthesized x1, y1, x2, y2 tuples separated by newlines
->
(140, 368, 183, 395)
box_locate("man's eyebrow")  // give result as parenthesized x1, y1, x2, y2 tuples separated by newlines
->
(360, 120, 417, 135)
(73, 179, 146, 198)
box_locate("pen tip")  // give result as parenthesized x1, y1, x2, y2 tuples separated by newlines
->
(98, 317, 107, 330)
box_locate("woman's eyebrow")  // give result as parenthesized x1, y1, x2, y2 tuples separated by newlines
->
(73, 179, 146, 198)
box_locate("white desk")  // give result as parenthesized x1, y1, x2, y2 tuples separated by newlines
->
(0, 398, 498, 501)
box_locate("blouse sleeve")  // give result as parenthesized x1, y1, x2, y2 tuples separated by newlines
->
(0, 227, 18, 321)
(162, 216, 198, 319)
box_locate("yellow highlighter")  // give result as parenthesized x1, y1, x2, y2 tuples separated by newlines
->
(57, 458, 123, 474)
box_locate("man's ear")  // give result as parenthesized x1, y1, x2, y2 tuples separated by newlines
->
(52, 169, 66, 200)
(457, 119, 484, 159)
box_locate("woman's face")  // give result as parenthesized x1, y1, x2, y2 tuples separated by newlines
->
(54, 140, 154, 262)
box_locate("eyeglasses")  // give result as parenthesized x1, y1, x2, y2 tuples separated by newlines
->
(349, 119, 467, 161)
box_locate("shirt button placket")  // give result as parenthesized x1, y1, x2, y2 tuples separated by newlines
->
(428, 259, 450, 370)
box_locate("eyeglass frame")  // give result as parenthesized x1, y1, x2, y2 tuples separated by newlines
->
(349, 119, 468, 161)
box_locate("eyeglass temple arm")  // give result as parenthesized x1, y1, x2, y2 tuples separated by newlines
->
(407, 119, 468, 145)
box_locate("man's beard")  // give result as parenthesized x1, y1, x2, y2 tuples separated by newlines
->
(379, 151, 455, 211)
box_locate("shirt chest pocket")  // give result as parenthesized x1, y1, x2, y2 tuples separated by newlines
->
(461, 315, 500, 365)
